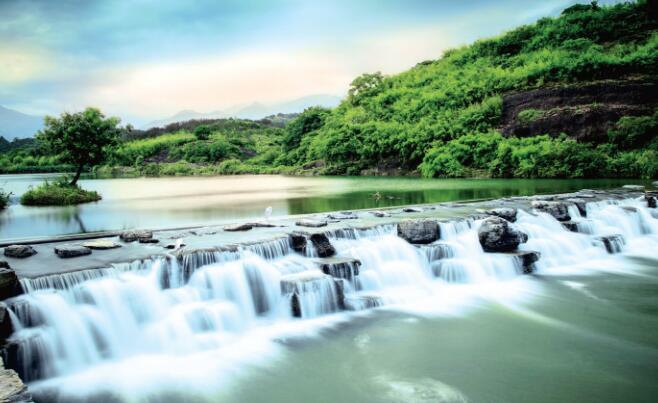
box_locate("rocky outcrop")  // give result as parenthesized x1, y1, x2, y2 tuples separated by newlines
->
(0, 358, 32, 403)
(289, 233, 307, 254)
(478, 217, 528, 252)
(595, 234, 626, 254)
(313, 257, 361, 282)
(483, 207, 517, 222)
(54, 245, 92, 258)
(309, 233, 336, 258)
(508, 251, 540, 274)
(532, 201, 571, 221)
(3, 246, 36, 259)
(0, 268, 22, 300)
(397, 219, 439, 244)
(120, 230, 154, 243)
(500, 80, 658, 143)
(0, 302, 14, 344)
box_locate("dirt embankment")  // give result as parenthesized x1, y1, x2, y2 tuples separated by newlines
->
(500, 79, 658, 143)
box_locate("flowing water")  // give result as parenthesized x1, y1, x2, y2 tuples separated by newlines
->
(0, 174, 649, 239)
(3, 194, 658, 402)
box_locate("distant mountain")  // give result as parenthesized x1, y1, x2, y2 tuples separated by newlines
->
(0, 106, 44, 139)
(143, 94, 342, 129)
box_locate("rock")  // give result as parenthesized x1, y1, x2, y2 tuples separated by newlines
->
(164, 243, 186, 250)
(370, 210, 390, 218)
(54, 245, 92, 258)
(138, 238, 160, 244)
(566, 198, 588, 217)
(561, 221, 580, 232)
(507, 251, 540, 274)
(120, 230, 153, 242)
(344, 294, 384, 311)
(622, 184, 644, 191)
(0, 357, 32, 403)
(223, 223, 253, 232)
(309, 233, 336, 258)
(595, 234, 625, 254)
(0, 261, 9, 269)
(295, 219, 328, 228)
(0, 302, 13, 344)
(484, 207, 518, 222)
(403, 207, 423, 213)
(621, 206, 638, 213)
(3, 245, 37, 259)
(478, 217, 528, 253)
(280, 271, 343, 317)
(397, 219, 439, 244)
(0, 267, 22, 300)
(81, 240, 121, 250)
(247, 222, 278, 228)
(313, 257, 361, 281)
(647, 196, 657, 209)
(289, 233, 307, 254)
(532, 201, 571, 221)
(327, 212, 358, 220)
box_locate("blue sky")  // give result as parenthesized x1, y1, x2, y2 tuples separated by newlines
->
(0, 0, 621, 125)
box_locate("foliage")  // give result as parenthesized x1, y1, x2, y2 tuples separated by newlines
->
(20, 180, 101, 206)
(0, 188, 11, 209)
(193, 125, 212, 140)
(38, 107, 121, 185)
(517, 109, 544, 124)
(608, 108, 658, 149)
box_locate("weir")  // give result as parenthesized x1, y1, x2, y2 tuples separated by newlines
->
(0, 187, 656, 392)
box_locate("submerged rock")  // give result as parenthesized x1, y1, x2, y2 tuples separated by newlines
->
(595, 234, 626, 254)
(484, 207, 518, 222)
(531, 201, 571, 221)
(280, 271, 343, 317)
(397, 219, 439, 244)
(81, 240, 121, 250)
(309, 233, 336, 258)
(313, 257, 361, 281)
(566, 198, 588, 217)
(344, 294, 384, 311)
(478, 217, 528, 252)
(295, 219, 328, 228)
(223, 223, 253, 232)
(0, 267, 22, 300)
(54, 245, 92, 258)
(3, 245, 37, 259)
(561, 221, 579, 232)
(507, 251, 540, 274)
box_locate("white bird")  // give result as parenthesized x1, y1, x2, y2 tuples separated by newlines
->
(264, 206, 273, 221)
(174, 238, 184, 250)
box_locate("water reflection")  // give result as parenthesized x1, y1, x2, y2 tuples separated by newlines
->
(0, 174, 649, 240)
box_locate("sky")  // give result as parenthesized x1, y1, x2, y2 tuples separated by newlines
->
(0, 0, 621, 125)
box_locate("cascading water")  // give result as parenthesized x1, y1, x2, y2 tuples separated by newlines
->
(3, 194, 658, 402)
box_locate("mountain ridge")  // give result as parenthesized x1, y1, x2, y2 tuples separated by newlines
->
(0, 106, 44, 139)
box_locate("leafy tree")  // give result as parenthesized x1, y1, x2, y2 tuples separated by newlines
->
(347, 72, 385, 105)
(194, 125, 212, 140)
(282, 107, 330, 152)
(38, 108, 121, 186)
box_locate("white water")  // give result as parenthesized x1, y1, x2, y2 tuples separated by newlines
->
(4, 195, 658, 401)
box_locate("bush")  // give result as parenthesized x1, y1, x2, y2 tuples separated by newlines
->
(517, 109, 544, 124)
(194, 125, 212, 140)
(0, 188, 11, 209)
(20, 181, 102, 206)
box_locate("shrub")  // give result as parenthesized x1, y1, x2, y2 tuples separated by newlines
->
(517, 109, 544, 124)
(194, 125, 212, 140)
(0, 188, 11, 209)
(20, 181, 101, 206)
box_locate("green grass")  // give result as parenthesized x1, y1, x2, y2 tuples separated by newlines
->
(20, 182, 102, 206)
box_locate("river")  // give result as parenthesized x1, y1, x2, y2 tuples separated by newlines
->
(2, 192, 658, 402)
(0, 174, 649, 240)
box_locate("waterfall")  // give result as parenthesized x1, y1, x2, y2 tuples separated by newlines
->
(3, 195, 658, 388)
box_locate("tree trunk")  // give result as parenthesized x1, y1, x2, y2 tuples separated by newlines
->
(70, 164, 83, 187)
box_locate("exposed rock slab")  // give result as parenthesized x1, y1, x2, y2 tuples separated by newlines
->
(223, 223, 253, 232)
(3, 245, 36, 259)
(309, 233, 336, 258)
(120, 230, 153, 242)
(81, 240, 121, 250)
(483, 207, 517, 222)
(370, 210, 390, 218)
(295, 219, 328, 228)
(397, 219, 439, 244)
(54, 245, 92, 259)
(622, 184, 645, 191)
(478, 217, 528, 252)
(532, 201, 571, 221)
(313, 257, 361, 281)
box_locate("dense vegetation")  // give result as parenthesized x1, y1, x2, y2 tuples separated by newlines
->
(20, 180, 101, 206)
(0, 1, 656, 180)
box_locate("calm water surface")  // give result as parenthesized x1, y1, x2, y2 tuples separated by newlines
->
(0, 173, 648, 240)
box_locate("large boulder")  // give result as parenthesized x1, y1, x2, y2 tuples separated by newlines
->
(531, 201, 571, 221)
(478, 217, 528, 253)
(397, 219, 439, 244)
(54, 245, 92, 258)
(3, 245, 36, 259)
(309, 233, 336, 258)
(0, 267, 22, 300)
(484, 207, 517, 222)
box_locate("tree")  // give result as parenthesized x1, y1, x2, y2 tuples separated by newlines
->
(347, 72, 385, 106)
(37, 108, 121, 186)
(282, 107, 330, 152)
(194, 125, 212, 140)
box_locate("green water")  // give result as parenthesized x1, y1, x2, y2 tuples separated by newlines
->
(0, 174, 649, 240)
